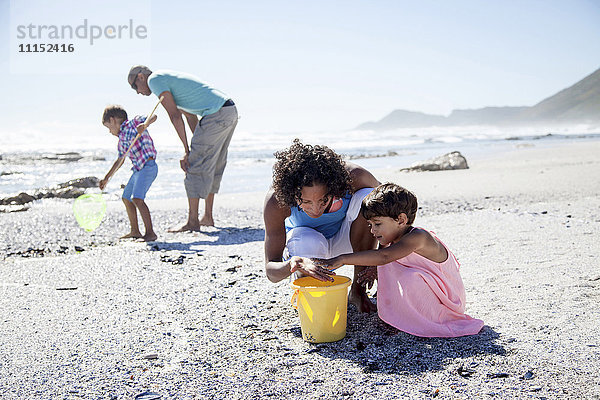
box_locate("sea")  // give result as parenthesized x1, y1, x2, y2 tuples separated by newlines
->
(1, 126, 599, 201)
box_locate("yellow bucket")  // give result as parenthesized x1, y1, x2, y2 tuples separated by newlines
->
(290, 275, 352, 343)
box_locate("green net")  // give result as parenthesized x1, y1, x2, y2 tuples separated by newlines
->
(73, 193, 106, 232)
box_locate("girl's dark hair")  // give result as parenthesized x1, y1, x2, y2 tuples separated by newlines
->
(361, 183, 418, 224)
(102, 105, 128, 124)
(272, 139, 351, 207)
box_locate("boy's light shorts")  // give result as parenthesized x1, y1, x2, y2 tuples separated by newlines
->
(122, 159, 158, 201)
(285, 187, 373, 260)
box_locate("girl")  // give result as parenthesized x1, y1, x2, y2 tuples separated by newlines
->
(315, 183, 483, 337)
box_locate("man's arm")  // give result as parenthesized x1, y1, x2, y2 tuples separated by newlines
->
(181, 110, 199, 133)
(158, 91, 190, 170)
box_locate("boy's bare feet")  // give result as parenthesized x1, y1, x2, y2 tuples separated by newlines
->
(120, 232, 143, 239)
(168, 222, 201, 233)
(349, 284, 377, 313)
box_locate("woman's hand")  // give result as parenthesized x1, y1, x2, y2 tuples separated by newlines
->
(136, 123, 147, 135)
(290, 256, 335, 282)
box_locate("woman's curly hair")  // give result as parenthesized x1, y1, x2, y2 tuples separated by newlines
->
(272, 139, 351, 207)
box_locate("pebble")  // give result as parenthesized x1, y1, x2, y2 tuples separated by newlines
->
(363, 360, 379, 372)
(135, 392, 162, 400)
(143, 353, 158, 360)
(488, 372, 509, 378)
(457, 365, 476, 377)
(522, 370, 534, 380)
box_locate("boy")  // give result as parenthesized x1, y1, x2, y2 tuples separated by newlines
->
(99, 105, 158, 241)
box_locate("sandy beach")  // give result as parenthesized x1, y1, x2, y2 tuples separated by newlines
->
(1, 139, 599, 399)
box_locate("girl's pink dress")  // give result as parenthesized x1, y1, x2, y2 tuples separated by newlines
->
(377, 232, 483, 337)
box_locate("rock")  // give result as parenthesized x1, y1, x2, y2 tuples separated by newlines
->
(457, 365, 476, 377)
(39, 187, 86, 199)
(41, 152, 83, 162)
(400, 151, 469, 172)
(0, 204, 30, 213)
(135, 392, 162, 400)
(57, 176, 99, 189)
(0, 176, 99, 206)
(0, 192, 36, 206)
(522, 370, 534, 380)
(488, 372, 509, 378)
(347, 150, 399, 160)
(363, 359, 379, 372)
(143, 353, 159, 360)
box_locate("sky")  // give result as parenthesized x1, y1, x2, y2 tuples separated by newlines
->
(1, 0, 600, 150)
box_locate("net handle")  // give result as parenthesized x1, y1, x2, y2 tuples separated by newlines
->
(122, 95, 164, 159)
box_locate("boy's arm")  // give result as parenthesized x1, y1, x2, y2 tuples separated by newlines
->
(99, 157, 125, 190)
(136, 114, 157, 135)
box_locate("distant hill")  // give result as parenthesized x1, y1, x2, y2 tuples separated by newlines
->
(357, 68, 600, 130)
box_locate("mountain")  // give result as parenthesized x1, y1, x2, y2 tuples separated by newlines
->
(357, 68, 600, 130)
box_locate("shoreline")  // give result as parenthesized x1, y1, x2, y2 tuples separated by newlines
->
(2, 132, 600, 203)
(1, 140, 599, 398)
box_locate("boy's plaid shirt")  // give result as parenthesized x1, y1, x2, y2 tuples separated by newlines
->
(117, 115, 157, 171)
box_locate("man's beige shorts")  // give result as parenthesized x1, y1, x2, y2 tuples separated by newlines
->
(185, 105, 238, 198)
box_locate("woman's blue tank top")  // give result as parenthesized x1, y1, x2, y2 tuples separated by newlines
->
(284, 193, 352, 239)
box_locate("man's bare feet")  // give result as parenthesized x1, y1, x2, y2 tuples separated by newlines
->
(141, 232, 158, 242)
(198, 215, 214, 227)
(168, 222, 201, 233)
(349, 283, 377, 313)
(120, 232, 142, 239)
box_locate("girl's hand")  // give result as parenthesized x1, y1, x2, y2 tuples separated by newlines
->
(312, 257, 344, 271)
(357, 266, 378, 290)
(136, 123, 147, 134)
(290, 256, 335, 282)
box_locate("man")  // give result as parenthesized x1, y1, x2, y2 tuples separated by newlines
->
(128, 65, 238, 230)
(264, 140, 380, 312)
